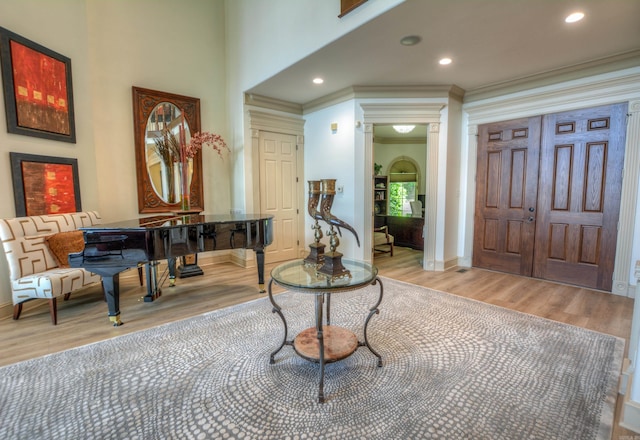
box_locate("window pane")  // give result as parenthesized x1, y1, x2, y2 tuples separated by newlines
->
(389, 182, 416, 216)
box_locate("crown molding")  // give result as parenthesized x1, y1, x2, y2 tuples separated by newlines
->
(352, 84, 464, 100)
(464, 49, 640, 103)
(245, 52, 640, 115)
(374, 137, 426, 145)
(244, 93, 303, 115)
(464, 66, 640, 125)
(302, 85, 463, 114)
(360, 102, 445, 124)
(246, 109, 305, 135)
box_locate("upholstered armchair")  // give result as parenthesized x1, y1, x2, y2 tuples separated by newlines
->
(0, 212, 102, 325)
(373, 226, 394, 256)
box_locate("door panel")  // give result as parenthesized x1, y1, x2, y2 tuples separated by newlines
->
(259, 131, 299, 263)
(474, 104, 626, 291)
(473, 117, 542, 275)
(532, 103, 627, 291)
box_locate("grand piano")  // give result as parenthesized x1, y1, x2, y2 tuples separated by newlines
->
(69, 213, 273, 326)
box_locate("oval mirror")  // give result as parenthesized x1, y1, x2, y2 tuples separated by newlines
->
(144, 103, 191, 204)
(132, 87, 203, 213)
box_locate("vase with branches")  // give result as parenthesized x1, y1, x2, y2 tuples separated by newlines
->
(150, 124, 228, 211)
(178, 129, 229, 211)
(151, 128, 181, 203)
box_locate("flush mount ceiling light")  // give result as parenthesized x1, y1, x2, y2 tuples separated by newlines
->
(393, 125, 416, 134)
(400, 35, 421, 46)
(312, 77, 324, 84)
(565, 12, 585, 23)
(439, 57, 452, 65)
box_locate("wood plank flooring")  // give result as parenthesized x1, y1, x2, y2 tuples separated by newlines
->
(0, 246, 635, 438)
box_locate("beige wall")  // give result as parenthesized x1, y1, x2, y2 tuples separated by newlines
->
(0, 0, 228, 310)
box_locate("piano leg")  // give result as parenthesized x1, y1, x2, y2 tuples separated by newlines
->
(144, 261, 162, 302)
(168, 257, 176, 286)
(256, 248, 266, 293)
(102, 274, 123, 326)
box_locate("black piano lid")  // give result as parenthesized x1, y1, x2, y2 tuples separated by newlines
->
(79, 213, 274, 230)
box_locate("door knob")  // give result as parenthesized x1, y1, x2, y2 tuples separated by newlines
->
(528, 216, 535, 222)
(528, 207, 535, 212)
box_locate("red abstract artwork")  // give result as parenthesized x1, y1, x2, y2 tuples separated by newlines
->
(21, 162, 76, 215)
(10, 40, 70, 135)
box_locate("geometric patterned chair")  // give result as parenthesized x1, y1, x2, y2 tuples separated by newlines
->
(0, 211, 102, 325)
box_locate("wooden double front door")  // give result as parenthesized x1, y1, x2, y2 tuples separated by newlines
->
(473, 103, 627, 291)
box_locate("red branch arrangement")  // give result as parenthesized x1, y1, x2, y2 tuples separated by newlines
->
(184, 131, 229, 159)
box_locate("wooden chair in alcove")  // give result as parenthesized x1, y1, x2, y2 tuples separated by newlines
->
(373, 226, 394, 256)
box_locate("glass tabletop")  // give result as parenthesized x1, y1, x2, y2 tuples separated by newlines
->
(270, 259, 378, 293)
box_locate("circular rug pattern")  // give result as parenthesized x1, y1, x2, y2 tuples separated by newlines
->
(0, 278, 623, 439)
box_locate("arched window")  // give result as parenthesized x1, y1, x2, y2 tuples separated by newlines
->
(388, 158, 419, 216)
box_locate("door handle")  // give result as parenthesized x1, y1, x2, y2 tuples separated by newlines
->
(528, 216, 535, 223)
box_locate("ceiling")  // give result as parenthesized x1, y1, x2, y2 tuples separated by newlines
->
(374, 124, 427, 143)
(246, 0, 640, 108)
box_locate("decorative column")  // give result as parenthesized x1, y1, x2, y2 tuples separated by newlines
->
(619, 99, 640, 434)
(424, 122, 439, 270)
(461, 124, 479, 268)
(613, 100, 640, 296)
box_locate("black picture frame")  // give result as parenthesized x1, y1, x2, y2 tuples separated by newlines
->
(10, 152, 82, 217)
(0, 26, 76, 143)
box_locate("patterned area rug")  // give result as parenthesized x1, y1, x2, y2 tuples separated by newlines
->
(0, 277, 624, 439)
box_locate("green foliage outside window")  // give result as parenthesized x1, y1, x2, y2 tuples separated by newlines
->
(389, 182, 416, 216)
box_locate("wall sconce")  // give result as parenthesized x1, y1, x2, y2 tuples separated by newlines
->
(331, 122, 338, 133)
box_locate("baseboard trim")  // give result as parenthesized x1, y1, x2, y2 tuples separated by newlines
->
(621, 372, 640, 434)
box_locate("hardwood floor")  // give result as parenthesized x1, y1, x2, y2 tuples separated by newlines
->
(0, 246, 635, 438)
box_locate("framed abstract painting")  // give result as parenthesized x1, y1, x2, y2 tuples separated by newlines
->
(10, 153, 81, 216)
(0, 26, 76, 143)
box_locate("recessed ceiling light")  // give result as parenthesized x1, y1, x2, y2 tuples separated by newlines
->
(565, 12, 584, 23)
(439, 58, 452, 65)
(400, 35, 421, 46)
(393, 125, 415, 134)
(312, 77, 324, 85)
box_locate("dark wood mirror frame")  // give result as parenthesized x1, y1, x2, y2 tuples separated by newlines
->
(132, 86, 204, 213)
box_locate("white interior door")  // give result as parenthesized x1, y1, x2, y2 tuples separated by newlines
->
(259, 131, 299, 263)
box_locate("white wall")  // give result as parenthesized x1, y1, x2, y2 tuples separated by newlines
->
(225, 0, 403, 107)
(224, 0, 404, 212)
(0, 0, 227, 311)
(303, 100, 363, 259)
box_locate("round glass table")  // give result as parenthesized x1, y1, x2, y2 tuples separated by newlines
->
(267, 258, 384, 403)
